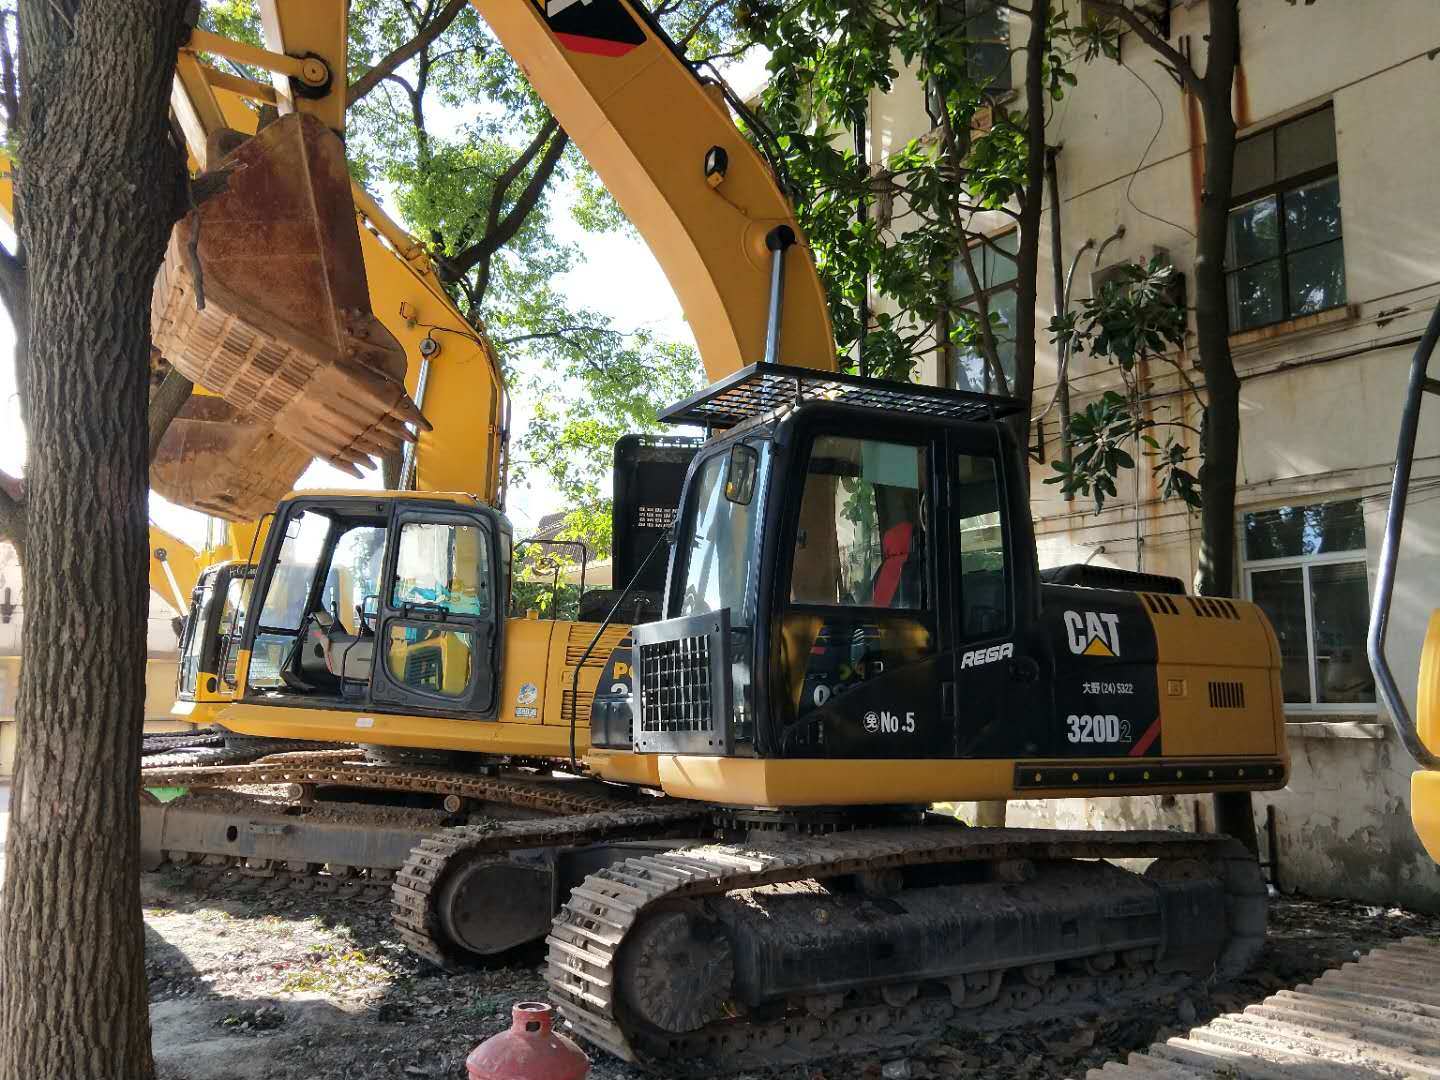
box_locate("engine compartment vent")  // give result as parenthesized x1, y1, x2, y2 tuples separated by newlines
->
(1208, 681, 1246, 709)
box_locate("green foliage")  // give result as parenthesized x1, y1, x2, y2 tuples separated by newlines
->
(745, 0, 1090, 382)
(1045, 258, 1199, 512)
(510, 577, 580, 620)
(514, 330, 702, 557)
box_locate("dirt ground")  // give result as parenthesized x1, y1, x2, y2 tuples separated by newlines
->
(142, 869, 1440, 1080)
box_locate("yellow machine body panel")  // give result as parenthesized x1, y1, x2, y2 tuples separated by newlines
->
(594, 590, 1287, 807)
(219, 617, 628, 755)
(645, 755, 1286, 808)
(1414, 770, 1440, 863)
(1417, 609, 1440, 757)
(1413, 610, 1440, 860)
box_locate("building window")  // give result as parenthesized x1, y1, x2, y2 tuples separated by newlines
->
(939, 0, 1011, 93)
(1226, 104, 1346, 333)
(1242, 498, 1374, 712)
(950, 231, 1018, 396)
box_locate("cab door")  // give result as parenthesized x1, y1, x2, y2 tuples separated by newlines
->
(368, 509, 501, 717)
(770, 421, 952, 759)
(945, 426, 1048, 758)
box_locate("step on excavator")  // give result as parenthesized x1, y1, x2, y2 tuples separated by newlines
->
(125, 0, 1290, 1071)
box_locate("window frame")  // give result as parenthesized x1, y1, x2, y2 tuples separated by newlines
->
(949, 229, 1020, 396)
(936, 0, 1013, 96)
(1240, 499, 1374, 717)
(372, 509, 498, 711)
(1226, 104, 1346, 333)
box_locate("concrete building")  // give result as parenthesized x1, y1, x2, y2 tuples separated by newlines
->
(865, 0, 1440, 909)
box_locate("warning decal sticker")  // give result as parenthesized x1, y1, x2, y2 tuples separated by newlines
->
(535, 0, 647, 57)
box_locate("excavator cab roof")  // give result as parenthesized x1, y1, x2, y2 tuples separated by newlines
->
(659, 361, 1026, 432)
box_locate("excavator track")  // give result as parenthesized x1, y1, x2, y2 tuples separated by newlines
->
(545, 826, 1265, 1074)
(392, 803, 710, 969)
(142, 756, 659, 905)
(140, 741, 338, 770)
(140, 755, 627, 815)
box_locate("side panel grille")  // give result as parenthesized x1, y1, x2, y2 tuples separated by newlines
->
(1142, 592, 1181, 616)
(566, 623, 630, 668)
(1187, 595, 1241, 620)
(633, 610, 733, 755)
(1208, 680, 1246, 709)
(1141, 592, 1242, 620)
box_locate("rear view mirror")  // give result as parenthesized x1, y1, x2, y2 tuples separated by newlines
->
(723, 444, 758, 505)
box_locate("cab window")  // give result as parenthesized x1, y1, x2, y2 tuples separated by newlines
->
(955, 454, 1009, 637)
(385, 625, 474, 697)
(790, 437, 928, 610)
(324, 525, 386, 632)
(392, 523, 490, 616)
(677, 445, 765, 621)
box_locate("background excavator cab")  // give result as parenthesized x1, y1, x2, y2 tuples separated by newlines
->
(238, 495, 509, 719)
(175, 560, 254, 710)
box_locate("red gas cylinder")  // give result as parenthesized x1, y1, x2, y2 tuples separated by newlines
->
(466, 1002, 590, 1080)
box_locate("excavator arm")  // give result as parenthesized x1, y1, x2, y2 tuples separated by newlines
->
(165, 0, 833, 449)
(471, 0, 835, 379)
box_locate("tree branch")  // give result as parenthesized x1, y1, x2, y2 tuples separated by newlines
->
(441, 118, 569, 301)
(676, 0, 726, 49)
(147, 366, 193, 464)
(495, 325, 623, 347)
(0, 470, 24, 556)
(348, 0, 468, 107)
(1083, 1, 1202, 96)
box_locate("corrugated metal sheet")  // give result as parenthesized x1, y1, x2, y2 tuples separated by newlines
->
(1088, 937, 1440, 1079)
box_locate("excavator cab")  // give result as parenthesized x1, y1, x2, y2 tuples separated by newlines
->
(175, 561, 254, 714)
(629, 362, 1037, 763)
(234, 494, 509, 719)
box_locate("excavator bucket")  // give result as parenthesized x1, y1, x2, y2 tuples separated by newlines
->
(151, 112, 427, 477)
(151, 395, 312, 521)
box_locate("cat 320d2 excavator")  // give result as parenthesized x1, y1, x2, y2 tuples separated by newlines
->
(133, 0, 1289, 1071)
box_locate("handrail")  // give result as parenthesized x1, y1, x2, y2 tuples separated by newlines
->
(1367, 299, 1440, 770)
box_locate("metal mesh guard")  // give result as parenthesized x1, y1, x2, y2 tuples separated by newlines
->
(659, 361, 1026, 430)
(633, 610, 733, 755)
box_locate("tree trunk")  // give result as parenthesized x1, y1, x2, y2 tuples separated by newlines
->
(0, 3, 186, 1077)
(1008, 0, 1050, 458)
(1188, 0, 1259, 858)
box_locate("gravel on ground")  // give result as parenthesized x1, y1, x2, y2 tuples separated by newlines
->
(143, 870, 1440, 1080)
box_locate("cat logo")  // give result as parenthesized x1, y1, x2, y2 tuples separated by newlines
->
(1064, 610, 1121, 658)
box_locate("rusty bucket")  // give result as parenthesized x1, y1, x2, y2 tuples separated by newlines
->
(151, 111, 427, 477)
(151, 395, 313, 521)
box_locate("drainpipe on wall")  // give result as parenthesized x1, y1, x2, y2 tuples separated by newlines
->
(855, 105, 869, 379)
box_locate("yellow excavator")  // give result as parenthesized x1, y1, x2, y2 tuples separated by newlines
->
(133, 1, 1289, 1071)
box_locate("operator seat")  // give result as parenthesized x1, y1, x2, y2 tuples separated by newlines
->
(872, 522, 923, 608)
(297, 610, 375, 686)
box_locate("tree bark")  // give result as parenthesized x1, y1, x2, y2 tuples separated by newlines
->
(1009, 0, 1050, 452)
(1186, 0, 1259, 858)
(0, 3, 187, 1077)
